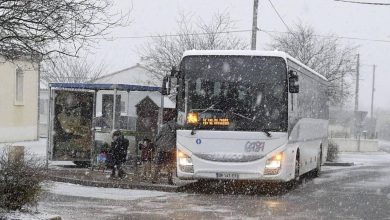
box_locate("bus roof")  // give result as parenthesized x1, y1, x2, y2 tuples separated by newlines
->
(182, 50, 328, 82)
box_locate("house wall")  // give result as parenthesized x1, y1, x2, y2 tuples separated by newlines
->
(0, 60, 39, 142)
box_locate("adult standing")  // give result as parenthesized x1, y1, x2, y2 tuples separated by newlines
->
(110, 130, 129, 178)
(152, 120, 177, 185)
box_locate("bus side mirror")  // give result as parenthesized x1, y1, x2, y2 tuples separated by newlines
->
(162, 76, 171, 95)
(288, 70, 299, 93)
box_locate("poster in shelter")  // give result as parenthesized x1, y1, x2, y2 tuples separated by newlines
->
(52, 90, 93, 161)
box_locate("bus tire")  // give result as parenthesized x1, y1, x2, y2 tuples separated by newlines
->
(294, 151, 300, 181)
(313, 148, 322, 177)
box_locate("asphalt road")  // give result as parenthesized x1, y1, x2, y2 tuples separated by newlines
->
(39, 153, 390, 220)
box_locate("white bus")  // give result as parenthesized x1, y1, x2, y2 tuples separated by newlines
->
(164, 50, 329, 183)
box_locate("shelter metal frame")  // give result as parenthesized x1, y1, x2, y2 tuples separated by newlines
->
(46, 83, 161, 169)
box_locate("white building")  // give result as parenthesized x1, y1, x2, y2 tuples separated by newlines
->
(92, 64, 174, 130)
(0, 57, 40, 142)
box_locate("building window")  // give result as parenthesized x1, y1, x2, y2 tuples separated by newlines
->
(15, 67, 24, 104)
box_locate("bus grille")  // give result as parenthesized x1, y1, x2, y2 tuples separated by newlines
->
(194, 153, 265, 162)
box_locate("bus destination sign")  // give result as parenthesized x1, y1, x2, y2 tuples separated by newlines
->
(201, 118, 230, 126)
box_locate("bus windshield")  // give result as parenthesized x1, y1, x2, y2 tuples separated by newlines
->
(182, 55, 288, 132)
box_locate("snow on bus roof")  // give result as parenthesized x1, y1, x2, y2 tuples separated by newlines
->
(182, 50, 328, 81)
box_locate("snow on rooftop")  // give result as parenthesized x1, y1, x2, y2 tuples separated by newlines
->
(147, 95, 176, 109)
(93, 64, 162, 87)
(182, 50, 328, 82)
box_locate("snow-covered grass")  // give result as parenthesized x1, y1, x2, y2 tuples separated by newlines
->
(44, 181, 170, 201)
(0, 138, 47, 158)
(0, 138, 74, 166)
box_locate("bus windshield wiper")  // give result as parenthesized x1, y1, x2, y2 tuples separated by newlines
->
(231, 111, 272, 137)
(262, 129, 272, 137)
(200, 104, 214, 113)
(230, 111, 252, 121)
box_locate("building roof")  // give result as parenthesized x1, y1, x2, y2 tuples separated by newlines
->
(92, 64, 162, 87)
(146, 95, 176, 109)
(182, 50, 328, 81)
(49, 83, 160, 92)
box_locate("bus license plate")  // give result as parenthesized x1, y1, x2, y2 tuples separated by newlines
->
(216, 173, 239, 179)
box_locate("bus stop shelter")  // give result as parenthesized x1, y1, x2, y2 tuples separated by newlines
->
(46, 83, 161, 168)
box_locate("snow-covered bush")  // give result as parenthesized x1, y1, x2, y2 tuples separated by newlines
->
(327, 140, 339, 162)
(0, 146, 46, 211)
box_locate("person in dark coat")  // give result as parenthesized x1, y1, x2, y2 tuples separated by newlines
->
(152, 120, 177, 185)
(109, 130, 129, 178)
(138, 138, 155, 178)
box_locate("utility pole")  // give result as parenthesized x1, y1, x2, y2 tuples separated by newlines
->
(354, 53, 360, 112)
(370, 65, 376, 119)
(251, 0, 259, 50)
(340, 72, 345, 109)
(354, 53, 360, 142)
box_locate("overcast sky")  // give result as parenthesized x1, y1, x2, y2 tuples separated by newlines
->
(89, 0, 390, 113)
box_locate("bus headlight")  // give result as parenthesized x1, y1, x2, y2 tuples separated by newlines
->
(187, 112, 199, 125)
(178, 150, 194, 173)
(264, 152, 283, 175)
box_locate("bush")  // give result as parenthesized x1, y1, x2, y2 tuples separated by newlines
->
(0, 146, 46, 211)
(327, 140, 339, 162)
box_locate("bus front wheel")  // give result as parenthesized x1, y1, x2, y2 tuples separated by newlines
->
(313, 148, 322, 177)
(294, 151, 300, 181)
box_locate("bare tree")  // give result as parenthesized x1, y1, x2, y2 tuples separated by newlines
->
(40, 56, 106, 87)
(0, 0, 129, 60)
(268, 23, 357, 105)
(140, 12, 248, 80)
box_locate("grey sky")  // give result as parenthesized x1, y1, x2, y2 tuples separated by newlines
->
(90, 0, 390, 113)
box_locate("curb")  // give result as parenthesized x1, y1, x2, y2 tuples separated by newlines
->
(323, 162, 354, 166)
(47, 175, 179, 192)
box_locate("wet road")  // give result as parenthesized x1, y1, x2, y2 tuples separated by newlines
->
(39, 153, 390, 220)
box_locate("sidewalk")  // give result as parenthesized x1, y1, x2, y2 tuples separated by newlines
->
(47, 165, 194, 192)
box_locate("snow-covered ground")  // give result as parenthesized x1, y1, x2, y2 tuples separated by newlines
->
(337, 151, 390, 166)
(44, 181, 170, 201)
(312, 151, 390, 190)
(2, 139, 390, 219)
